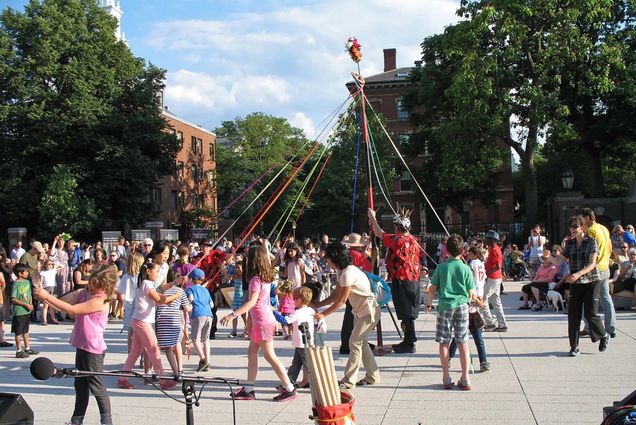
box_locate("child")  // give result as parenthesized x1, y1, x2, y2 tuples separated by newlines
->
(10, 263, 39, 358)
(449, 246, 490, 372)
(225, 254, 246, 338)
(284, 243, 305, 289)
(34, 266, 118, 425)
(273, 286, 315, 388)
(156, 274, 191, 376)
(185, 268, 214, 372)
(39, 259, 60, 325)
(420, 267, 431, 305)
(427, 235, 475, 390)
(277, 279, 294, 339)
(118, 262, 184, 390)
(0, 265, 13, 347)
(220, 245, 297, 402)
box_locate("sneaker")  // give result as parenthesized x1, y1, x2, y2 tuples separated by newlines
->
(457, 378, 471, 391)
(442, 378, 454, 390)
(24, 348, 40, 355)
(196, 359, 208, 372)
(228, 332, 237, 338)
(160, 380, 177, 390)
(568, 347, 580, 357)
(273, 388, 297, 402)
(610, 332, 616, 338)
(579, 329, 590, 337)
(599, 334, 610, 352)
(230, 388, 255, 400)
(201, 363, 209, 372)
(0, 341, 13, 347)
(493, 326, 508, 332)
(15, 350, 29, 359)
(479, 362, 491, 372)
(117, 378, 134, 389)
(483, 325, 497, 332)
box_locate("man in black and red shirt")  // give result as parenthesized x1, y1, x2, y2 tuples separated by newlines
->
(368, 208, 421, 353)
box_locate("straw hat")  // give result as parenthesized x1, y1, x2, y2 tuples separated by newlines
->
(548, 255, 563, 266)
(341, 233, 369, 247)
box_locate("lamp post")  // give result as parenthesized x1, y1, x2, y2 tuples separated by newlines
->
(562, 169, 574, 191)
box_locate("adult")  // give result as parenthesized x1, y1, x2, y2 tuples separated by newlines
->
(19, 241, 45, 287)
(314, 242, 380, 388)
(481, 230, 508, 332)
(518, 255, 560, 310)
(114, 236, 128, 260)
(107, 250, 126, 319)
(563, 215, 609, 356)
(50, 235, 71, 295)
(618, 225, 636, 248)
(527, 224, 547, 278)
(339, 233, 372, 355)
(73, 260, 94, 291)
(140, 238, 154, 262)
(10, 241, 25, 261)
(67, 240, 82, 273)
(579, 208, 616, 338)
(368, 207, 421, 353)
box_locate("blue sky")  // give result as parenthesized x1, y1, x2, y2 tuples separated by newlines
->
(2, 0, 461, 138)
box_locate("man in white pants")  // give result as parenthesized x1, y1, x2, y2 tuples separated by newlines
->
(482, 230, 508, 332)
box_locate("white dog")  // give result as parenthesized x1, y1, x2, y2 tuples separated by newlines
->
(546, 289, 565, 312)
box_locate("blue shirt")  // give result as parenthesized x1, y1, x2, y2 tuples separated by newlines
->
(186, 285, 213, 318)
(624, 231, 636, 246)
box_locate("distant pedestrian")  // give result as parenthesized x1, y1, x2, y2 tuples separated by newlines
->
(10, 263, 40, 358)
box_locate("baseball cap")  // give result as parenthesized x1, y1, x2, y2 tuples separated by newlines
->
(190, 268, 205, 280)
(484, 230, 500, 241)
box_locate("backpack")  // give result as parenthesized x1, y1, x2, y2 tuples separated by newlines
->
(363, 271, 392, 307)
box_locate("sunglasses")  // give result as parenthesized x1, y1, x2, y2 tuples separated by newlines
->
(622, 246, 629, 249)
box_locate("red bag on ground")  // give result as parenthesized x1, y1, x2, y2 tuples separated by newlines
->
(315, 392, 356, 425)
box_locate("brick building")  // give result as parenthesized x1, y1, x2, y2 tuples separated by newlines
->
(153, 106, 218, 230)
(347, 48, 514, 236)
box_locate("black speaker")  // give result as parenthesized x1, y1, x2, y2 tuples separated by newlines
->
(0, 393, 34, 425)
(603, 389, 636, 420)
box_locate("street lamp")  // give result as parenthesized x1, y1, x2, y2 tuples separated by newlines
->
(562, 169, 574, 190)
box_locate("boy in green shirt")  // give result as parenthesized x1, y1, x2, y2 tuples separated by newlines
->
(11, 263, 39, 358)
(427, 235, 474, 390)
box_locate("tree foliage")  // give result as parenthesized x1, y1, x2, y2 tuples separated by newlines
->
(404, 0, 636, 224)
(0, 0, 179, 236)
(214, 113, 312, 236)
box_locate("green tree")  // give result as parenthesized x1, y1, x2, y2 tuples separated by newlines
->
(214, 113, 311, 235)
(404, 0, 635, 224)
(39, 164, 98, 233)
(0, 0, 179, 234)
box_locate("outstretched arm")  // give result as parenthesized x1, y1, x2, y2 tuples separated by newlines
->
(368, 208, 384, 238)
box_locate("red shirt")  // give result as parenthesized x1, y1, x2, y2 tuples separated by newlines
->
(485, 244, 503, 279)
(382, 233, 421, 281)
(349, 249, 372, 272)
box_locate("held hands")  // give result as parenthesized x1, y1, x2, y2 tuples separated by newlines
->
(314, 312, 325, 322)
(565, 273, 579, 284)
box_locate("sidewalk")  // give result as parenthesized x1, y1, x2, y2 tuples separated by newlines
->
(1, 281, 634, 424)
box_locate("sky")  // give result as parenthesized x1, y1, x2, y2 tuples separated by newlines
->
(2, 0, 461, 139)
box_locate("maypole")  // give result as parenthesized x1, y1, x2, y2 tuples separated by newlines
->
(346, 37, 392, 354)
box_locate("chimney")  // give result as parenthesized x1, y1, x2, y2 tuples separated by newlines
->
(383, 48, 396, 72)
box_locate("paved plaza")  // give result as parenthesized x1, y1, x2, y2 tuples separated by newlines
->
(1, 280, 635, 425)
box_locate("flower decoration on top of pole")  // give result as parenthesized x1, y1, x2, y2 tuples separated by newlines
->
(345, 37, 363, 63)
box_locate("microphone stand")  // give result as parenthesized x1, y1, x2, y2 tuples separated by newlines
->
(56, 369, 251, 425)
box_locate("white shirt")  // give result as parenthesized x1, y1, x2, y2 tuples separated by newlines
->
(40, 269, 58, 289)
(469, 259, 486, 313)
(338, 265, 376, 318)
(10, 248, 25, 260)
(528, 235, 546, 259)
(117, 273, 138, 303)
(132, 280, 157, 323)
(284, 306, 315, 349)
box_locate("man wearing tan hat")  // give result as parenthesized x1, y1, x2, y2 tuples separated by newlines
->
(339, 233, 372, 354)
(19, 241, 46, 321)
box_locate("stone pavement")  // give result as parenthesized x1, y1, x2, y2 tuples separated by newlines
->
(1, 280, 635, 425)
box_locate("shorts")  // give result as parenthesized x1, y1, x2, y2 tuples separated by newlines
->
(250, 321, 276, 344)
(11, 314, 30, 336)
(435, 303, 469, 344)
(191, 316, 212, 343)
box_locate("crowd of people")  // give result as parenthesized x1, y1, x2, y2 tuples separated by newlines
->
(0, 209, 635, 425)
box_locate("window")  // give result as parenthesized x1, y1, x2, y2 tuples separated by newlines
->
(191, 136, 197, 154)
(397, 99, 409, 121)
(398, 133, 410, 145)
(171, 190, 178, 210)
(399, 171, 413, 192)
(198, 194, 205, 208)
(209, 169, 217, 185)
(176, 161, 184, 180)
(178, 192, 184, 209)
(197, 138, 203, 156)
(209, 141, 216, 161)
(191, 165, 198, 183)
(176, 131, 183, 142)
(152, 187, 162, 206)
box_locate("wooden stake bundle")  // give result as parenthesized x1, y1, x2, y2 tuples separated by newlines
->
(308, 347, 341, 407)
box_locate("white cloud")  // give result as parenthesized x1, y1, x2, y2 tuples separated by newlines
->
(144, 0, 460, 132)
(289, 112, 316, 140)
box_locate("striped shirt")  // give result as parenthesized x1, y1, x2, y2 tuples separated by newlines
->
(563, 236, 600, 284)
(155, 287, 189, 347)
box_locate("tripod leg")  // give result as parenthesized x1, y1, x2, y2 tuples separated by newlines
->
(385, 305, 402, 339)
(182, 381, 195, 425)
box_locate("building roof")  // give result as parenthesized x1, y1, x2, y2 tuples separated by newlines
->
(346, 67, 415, 90)
(161, 108, 216, 137)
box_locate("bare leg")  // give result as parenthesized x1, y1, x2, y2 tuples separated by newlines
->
(531, 287, 542, 306)
(247, 341, 260, 382)
(164, 347, 178, 375)
(456, 341, 470, 382)
(439, 343, 450, 382)
(261, 340, 292, 387)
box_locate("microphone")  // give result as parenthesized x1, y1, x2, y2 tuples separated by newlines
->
(30, 357, 76, 380)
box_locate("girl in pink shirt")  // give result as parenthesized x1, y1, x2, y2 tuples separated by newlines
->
(220, 245, 297, 402)
(34, 266, 118, 425)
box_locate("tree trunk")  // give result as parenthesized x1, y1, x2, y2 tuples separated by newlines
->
(522, 123, 539, 226)
(581, 142, 605, 197)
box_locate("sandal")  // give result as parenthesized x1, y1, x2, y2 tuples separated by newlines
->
(338, 380, 354, 389)
(531, 304, 542, 311)
(442, 378, 454, 390)
(355, 378, 376, 386)
(457, 379, 472, 391)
